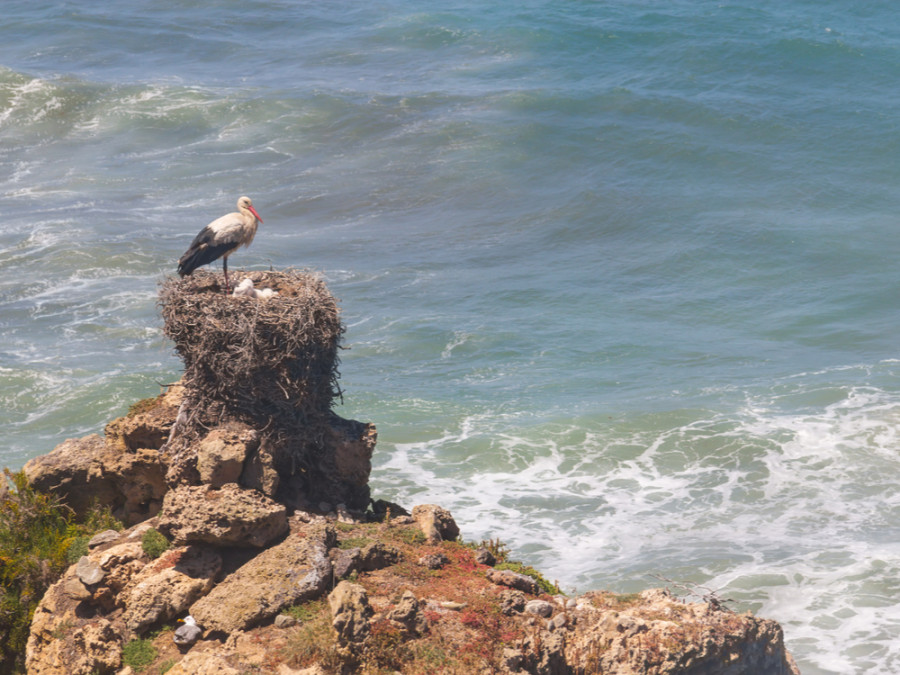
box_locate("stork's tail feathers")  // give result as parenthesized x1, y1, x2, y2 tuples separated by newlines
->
(177, 241, 237, 278)
(177, 248, 203, 277)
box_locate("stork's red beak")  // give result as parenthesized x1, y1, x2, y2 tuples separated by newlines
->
(248, 205, 263, 223)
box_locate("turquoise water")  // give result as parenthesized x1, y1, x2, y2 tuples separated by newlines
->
(2, 2, 900, 671)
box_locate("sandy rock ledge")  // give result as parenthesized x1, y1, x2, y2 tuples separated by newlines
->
(25, 506, 801, 675)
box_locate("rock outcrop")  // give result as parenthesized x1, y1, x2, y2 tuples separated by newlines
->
(121, 545, 222, 635)
(196, 423, 258, 488)
(24, 489, 802, 675)
(21, 270, 800, 674)
(157, 483, 288, 548)
(328, 580, 374, 647)
(411, 503, 460, 544)
(189, 523, 334, 633)
(25, 498, 801, 675)
(22, 409, 173, 527)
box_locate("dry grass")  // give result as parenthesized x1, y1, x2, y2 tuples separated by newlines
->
(283, 601, 342, 672)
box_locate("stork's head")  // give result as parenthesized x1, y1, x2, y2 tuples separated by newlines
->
(237, 196, 263, 223)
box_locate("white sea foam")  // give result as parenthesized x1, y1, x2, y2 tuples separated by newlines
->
(0, 78, 51, 127)
(441, 330, 472, 358)
(8, 160, 34, 184)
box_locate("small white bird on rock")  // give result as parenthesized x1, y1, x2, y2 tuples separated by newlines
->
(173, 615, 202, 647)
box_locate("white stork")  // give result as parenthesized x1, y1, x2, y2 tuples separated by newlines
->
(177, 196, 263, 293)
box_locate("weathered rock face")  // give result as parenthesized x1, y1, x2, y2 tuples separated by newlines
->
(23, 384, 180, 526)
(164, 649, 241, 675)
(486, 567, 540, 595)
(26, 609, 123, 675)
(331, 547, 362, 580)
(238, 434, 281, 497)
(196, 424, 259, 488)
(360, 542, 402, 570)
(411, 503, 460, 544)
(121, 545, 222, 635)
(104, 385, 184, 453)
(323, 416, 377, 502)
(24, 434, 116, 515)
(25, 535, 147, 674)
(328, 580, 373, 646)
(24, 516, 338, 674)
(22, 433, 168, 527)
(76, 555, 105, 586)
(25, 381, 377, 525)
(24, 493, 801, 675)
(556, 589, 800, 675)
(157, 483, 289, 547)
(189, 524, 334, 633)
(385, 590, 429, 637)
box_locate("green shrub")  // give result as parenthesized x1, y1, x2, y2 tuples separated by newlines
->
(284, 602, 342, 670)
(141, 528, 170, 559)
(81, 503, 123, 534)
(391, 526, 426, 546)
(0, 469, 123, 674)
(465, 536, 560, 595)
(284, 599, 327, 623)
(337, 536, 372, 550)
(478, 537, 510, 562)
(0, 469, 76, 672)
(121, 638, 157, 670)
(66, 535, 91, 564)
(495, 560, 562, 596)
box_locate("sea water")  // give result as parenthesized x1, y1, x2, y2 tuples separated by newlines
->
(2, 2, 900, 672)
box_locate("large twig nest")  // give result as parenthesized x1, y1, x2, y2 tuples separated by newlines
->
(158, 269, 372, 510)
(159, 269, 344, 423)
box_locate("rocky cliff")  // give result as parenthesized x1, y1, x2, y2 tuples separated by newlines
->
(19, 270, 800, 674)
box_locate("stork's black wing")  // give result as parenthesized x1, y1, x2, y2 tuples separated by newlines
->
(177, 226, 240, 277)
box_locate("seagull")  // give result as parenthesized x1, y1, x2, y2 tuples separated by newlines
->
(177, 196, 263, 293)
(173, 615, 202, 647)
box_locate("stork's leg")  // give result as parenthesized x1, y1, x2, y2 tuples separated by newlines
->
(223, 257, 230, 294)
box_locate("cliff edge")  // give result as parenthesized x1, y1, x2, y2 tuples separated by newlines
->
(18, 269, 800, 674)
